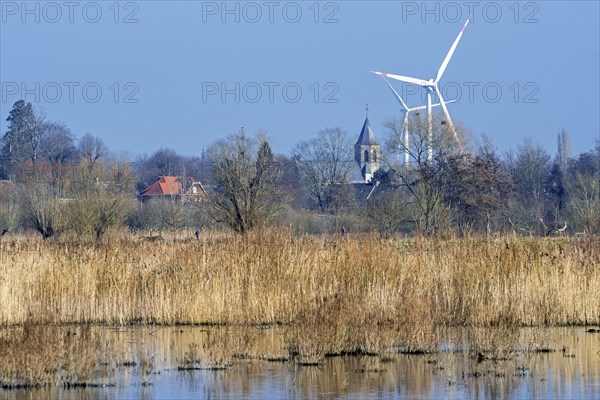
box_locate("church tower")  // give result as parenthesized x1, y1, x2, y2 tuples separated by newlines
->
(354, 108, 380, 183)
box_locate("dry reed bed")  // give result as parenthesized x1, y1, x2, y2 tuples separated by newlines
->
(0, 231, 598, 329)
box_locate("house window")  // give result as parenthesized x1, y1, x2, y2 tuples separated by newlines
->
(192, 186, 198, 194)
(364, 150, 369, 162)
(372, 150, 378, 162)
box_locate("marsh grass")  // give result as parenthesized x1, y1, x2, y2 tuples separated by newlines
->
(2, 229, 597, 328)
(0, 229, 598, 381)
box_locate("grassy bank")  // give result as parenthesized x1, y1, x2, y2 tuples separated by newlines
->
(0, 230, 598, 328)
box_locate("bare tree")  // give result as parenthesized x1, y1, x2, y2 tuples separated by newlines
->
(564, 144, 600, 234)
(19, 181, 66, 239)
(70, 188, 135, 241)
(69, 159, 136, 241)
(293, 127, 354, 213)
(360, 188, 412, 237)
(149, 197, 186, 230)
(383, 113, 469, 236)
(505, 139, 552, 235)
(206, 131, 284, 234)
(276, 154, 307, 210)
(78, 133, 108, 176)
(36, 121, 78, 187)
(385, 111, 468, 171)
(39, 122, 77, 165)
(566, 173, 599, 234)
(443, 147, 513, 235)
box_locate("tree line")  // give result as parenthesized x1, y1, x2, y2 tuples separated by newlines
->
(1, 100, 598, 239)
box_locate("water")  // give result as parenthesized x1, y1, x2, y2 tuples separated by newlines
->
(1, 326, 599, 399)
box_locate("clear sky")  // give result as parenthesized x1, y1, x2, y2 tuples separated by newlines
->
(1, 1, 599, 158)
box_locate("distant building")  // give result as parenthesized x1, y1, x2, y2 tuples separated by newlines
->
(138, 176, 207, 202)
(348, 116, 381, 184)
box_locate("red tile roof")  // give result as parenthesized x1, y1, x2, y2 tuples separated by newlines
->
(140, 176, 183, 196)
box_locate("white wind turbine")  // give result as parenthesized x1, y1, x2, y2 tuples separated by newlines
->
(371, 16, 471, 161)
(380, 76, 456, 167)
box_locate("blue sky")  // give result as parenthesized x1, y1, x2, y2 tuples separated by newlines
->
(1, 1, 599, 158)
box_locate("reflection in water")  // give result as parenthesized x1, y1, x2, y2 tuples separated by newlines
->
(0, 326, 599, 399)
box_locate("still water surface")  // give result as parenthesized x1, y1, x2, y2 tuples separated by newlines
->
(1, 326, 599, 399)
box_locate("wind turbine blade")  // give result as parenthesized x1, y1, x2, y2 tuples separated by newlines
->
(370, 71, 429, 87)
(408, 99, 456, 112)
(431, 98, 457, 107)
(435, 16, 471, 83)
(434, 86, 462, 150)
(382, 76, 409, 111)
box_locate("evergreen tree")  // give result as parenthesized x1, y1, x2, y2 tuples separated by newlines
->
(1, 100, 38, 178)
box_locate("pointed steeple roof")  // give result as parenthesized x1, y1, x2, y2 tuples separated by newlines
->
(356, 117, 378, 146)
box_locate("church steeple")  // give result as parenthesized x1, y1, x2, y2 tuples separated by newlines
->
(354, 111, 381, 183)
(356, 117, 377, 147)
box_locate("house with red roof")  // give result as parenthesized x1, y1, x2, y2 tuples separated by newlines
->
(138, 176, 207, 203)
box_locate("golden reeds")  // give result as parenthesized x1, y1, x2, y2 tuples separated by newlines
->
(0, 230, 598, 330)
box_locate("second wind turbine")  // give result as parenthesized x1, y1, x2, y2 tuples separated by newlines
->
(371, 16, 471, 161)
(380, 76, 455, 167)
